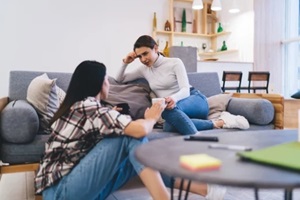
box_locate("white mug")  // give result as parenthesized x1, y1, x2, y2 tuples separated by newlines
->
(151, 98, 166, 106)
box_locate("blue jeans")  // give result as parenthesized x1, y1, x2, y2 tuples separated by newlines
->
(162, 88, 214, 135)
(43, 136, 148, 200)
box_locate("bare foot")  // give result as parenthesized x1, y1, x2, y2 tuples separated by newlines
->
(213, 119, 224, 129)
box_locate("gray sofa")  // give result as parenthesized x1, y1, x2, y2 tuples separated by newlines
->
(0, 70, 284, 198)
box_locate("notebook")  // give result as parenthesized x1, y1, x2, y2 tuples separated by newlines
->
(237, 141, 300, 171)
(180, 154, 221, 171)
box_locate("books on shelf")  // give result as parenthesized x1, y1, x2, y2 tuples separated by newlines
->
(180, 153, 221, 171)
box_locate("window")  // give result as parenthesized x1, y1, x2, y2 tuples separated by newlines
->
(283, 0, 300, 97)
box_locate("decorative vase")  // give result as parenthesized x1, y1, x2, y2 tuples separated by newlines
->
(163, 41, 169, 57)
(181, 9, 186, 32)
(217, 22, 223, 33)
(192, 19, 197, 33)
(221, 41, 227, 51)
(153, 12, 157, 31)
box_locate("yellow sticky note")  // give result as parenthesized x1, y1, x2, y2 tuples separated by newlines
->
(180, 154, 221, 171)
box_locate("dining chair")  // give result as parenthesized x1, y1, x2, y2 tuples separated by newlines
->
(221, 71, 243, 93)
(247, 71, 270, 93)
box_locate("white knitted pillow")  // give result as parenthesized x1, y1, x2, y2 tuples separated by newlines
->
(26, 73, 65, 130)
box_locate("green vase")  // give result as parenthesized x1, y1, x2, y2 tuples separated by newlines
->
(217, 22, 223, 33)
(221, 41, 227, 51)
(182, 9, 186, 32)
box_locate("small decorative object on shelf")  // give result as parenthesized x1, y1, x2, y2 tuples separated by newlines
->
(153, 12, 157, 31)
(181, 9, 186, 32)
(163, 41, 169, 57)
(207, 4, 212, 14)
(217, 22, 223, 33)
(192, 19, 197, 33)
(202, 43, 207, 52)
(173, 17, 176, 31)
(221, 41, 227, 51)
(164, 20, 171, 31)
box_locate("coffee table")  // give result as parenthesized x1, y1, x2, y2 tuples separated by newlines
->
(135, 130, 300, 200)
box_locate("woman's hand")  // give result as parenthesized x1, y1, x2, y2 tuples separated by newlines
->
(124, 100, 165, 138)
(123, 52, 137, 64)
(144, 100, 166, 122)
(112, 106, 123, 112)
(165, 96, 176, 109)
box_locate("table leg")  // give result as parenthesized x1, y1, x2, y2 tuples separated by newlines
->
(176, 179, 191, 200)
(183, 180, 191, 200)
(254, 188, 259, 200)
(284, 189, 293, 200)
(178, 179, 184, 200)
(170, 177, 174, 200)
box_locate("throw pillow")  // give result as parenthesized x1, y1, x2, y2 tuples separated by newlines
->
(56, 85, 66, 104)
(106, 78, 152, 120)
(26, 73, 63, 131)
(227, 98, 274, 125)
(207, 93, 233, 120)
(291, 90, 300, 99)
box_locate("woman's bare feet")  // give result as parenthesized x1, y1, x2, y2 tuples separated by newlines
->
(213, 119, 225, 129)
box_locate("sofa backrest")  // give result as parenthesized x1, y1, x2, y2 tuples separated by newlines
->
(8, 71, 222, 101)
(187, 72, 222, 97)
(9, 71, 72, 101)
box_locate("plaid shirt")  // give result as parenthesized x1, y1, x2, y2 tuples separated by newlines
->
(34, 97, 132, 194)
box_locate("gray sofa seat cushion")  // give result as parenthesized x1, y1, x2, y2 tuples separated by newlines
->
(1, 134, 48, 164)
(227, 98, 274, 125)
(0, 100, 39, 143)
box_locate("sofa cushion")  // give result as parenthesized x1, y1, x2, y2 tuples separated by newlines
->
(105, 78, 152, 120)
(1, 134, 49, 164)
(207, 93, 233, 120)
(227, 98, 274, 125)
(188, 72, 222, 97)
(56, 86, 66, 104)
(26, 73, 65, 130)
(0, 100, 39, 143)
(291, 90, 300, 99)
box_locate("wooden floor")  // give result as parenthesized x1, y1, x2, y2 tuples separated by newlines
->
(284, 98, 300, 129)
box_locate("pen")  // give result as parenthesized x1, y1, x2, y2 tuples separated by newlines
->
(208, 143, 252, 151)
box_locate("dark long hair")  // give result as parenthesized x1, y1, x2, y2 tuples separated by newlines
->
(134, 35, 165, 56)
(134, 35, 157, 50)
(50, 60, 106, 125)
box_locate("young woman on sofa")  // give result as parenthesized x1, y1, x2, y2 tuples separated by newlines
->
(34, 60, 170, 200)
(116, 35, 249, 136)
(115, 35, 253, 200)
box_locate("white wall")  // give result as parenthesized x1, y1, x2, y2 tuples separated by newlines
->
(0, 0, 253, 97)
(218, 0, 254, 62)
(253, 0, 285, 94)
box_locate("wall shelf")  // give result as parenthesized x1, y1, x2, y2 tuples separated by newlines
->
(199, 49, 238, 57)
(152, 0, 238, 58)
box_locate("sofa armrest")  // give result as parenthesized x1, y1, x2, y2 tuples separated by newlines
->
(1, 100, 39, 143)
(230, 93, 284, 129)
(0, 97, 9, 113)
